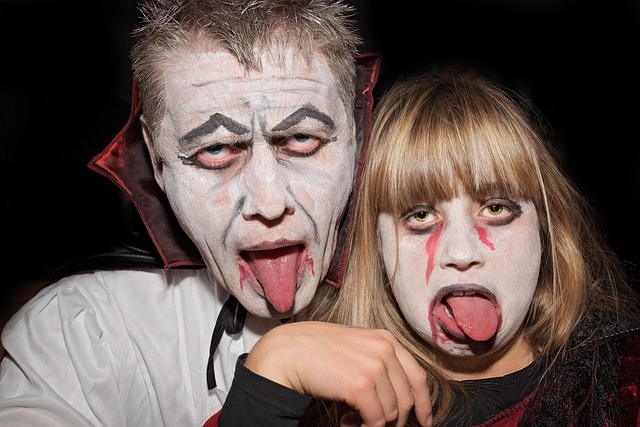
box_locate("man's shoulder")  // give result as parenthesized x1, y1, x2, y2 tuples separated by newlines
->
(49, 267, 216, 307)
(48, 231, 165, 282)
(5, 268, 215, 336)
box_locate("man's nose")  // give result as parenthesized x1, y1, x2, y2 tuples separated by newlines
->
(240, 144, 295, 222)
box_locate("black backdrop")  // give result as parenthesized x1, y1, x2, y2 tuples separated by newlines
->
(1, 0, 638, 311)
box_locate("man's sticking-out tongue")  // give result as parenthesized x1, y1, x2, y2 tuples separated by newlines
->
(435, 294, 499, 341)
(246, 248, 301, 313)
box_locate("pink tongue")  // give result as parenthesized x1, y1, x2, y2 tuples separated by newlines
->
(435, 294, 499, 341)
(244, 247, 301, 313)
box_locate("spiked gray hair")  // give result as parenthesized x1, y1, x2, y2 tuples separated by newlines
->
(130, 0, 362, 131)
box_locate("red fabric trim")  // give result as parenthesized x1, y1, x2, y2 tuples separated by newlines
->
(88, 79, 203, 269)
(324, 52, 381, 288)
(201, 410, 221, 427)
(476, 390, 533, 426)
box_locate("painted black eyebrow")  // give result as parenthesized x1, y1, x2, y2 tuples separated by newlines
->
(181, 113, 250, 144)
(272, 105, 335, 132)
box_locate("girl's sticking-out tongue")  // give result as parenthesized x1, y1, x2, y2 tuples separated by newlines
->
(434, 293, 500, 342)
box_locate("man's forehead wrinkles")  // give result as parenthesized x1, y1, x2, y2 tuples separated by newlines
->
(194, 74, 324, 84)
(272, 106, 335, 132)
(181, 113, 250, 144)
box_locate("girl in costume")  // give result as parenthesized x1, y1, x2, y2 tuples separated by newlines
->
(303, 68, 640, 426)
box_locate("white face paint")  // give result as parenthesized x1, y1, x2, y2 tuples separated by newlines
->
(146, 47, 356, 318)
(378, 195, 541, 359)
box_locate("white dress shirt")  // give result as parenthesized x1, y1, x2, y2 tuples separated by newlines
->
(0, 268, 280, 426)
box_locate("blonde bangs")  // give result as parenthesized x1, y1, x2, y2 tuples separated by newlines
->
(368, 74, 545, 216)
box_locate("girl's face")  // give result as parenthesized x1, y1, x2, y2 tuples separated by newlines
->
(378, 194, 541, 358)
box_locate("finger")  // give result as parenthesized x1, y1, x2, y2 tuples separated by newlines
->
(339, 411, 362, 427)
(346, 360, 392, 427)
(379, 337, 418, 426)
(393, 343, 432, 427)
(349, 332, 410, 426)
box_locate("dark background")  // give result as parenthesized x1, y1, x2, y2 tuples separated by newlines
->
(1, 0, 639, 321)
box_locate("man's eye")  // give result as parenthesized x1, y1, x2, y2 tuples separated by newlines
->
(274, 133, 325, 157)
(180, 143, 245, 170)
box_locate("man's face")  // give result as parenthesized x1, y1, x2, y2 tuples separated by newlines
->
(378, 195, 541, 358)
(145, 47, 356, 318)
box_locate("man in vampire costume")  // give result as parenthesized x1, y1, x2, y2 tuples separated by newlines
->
(0, 1, 432, 426)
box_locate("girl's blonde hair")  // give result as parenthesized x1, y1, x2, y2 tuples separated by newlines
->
(301, 68, 638, 425)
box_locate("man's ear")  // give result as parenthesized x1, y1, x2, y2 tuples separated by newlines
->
(140, 115, 166, 192)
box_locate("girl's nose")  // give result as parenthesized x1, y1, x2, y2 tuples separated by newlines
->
(437, 216, 486, 270)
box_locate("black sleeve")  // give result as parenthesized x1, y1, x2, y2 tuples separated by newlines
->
(218, 353, 313, 427)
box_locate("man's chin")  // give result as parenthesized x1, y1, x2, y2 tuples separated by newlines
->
(239, 288, 316, 319)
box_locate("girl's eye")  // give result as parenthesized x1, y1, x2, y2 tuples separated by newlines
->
(403, 207, 440, 234)
(480, 199, 523, 226)
(486, 204, 504, 216)
(413, 211, 430, 222)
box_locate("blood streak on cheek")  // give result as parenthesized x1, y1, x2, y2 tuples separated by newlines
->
(475, 226, 495, 250)
(239, 265, 248, 290)
(425, 229, 442, 283)
(426, 230, 444, 344)
(304, 254, 315, 276)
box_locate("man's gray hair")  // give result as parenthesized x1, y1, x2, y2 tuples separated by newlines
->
(130, 0, 362, 131)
